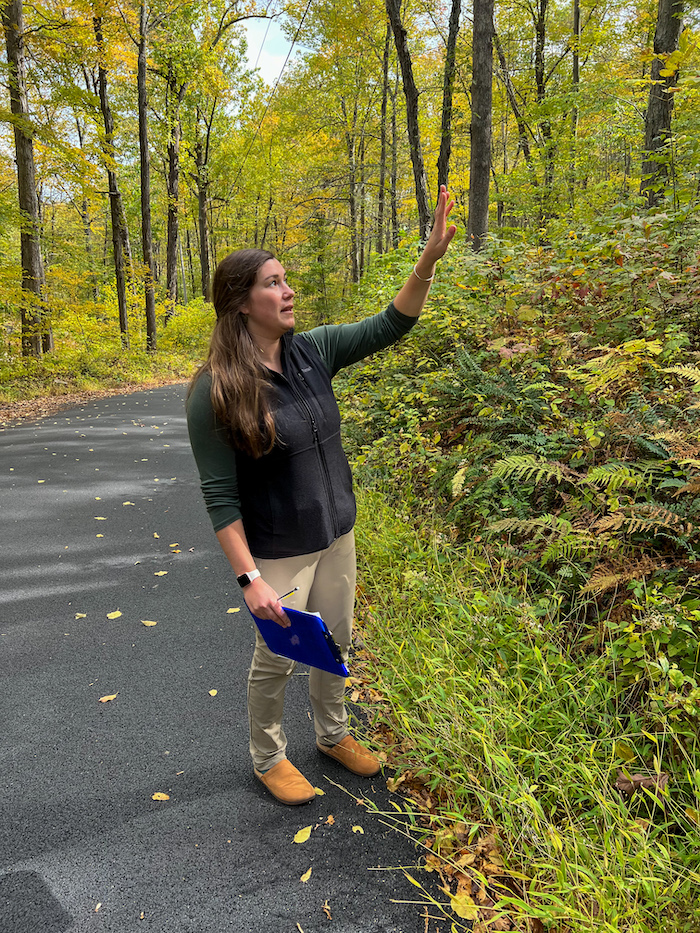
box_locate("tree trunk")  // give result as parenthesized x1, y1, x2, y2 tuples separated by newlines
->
(641, 0, 684, 206)
(390, 71, 399, 249)
(138, 1, 157, 352)
(165, 64, 186, 321)
(467, 0, 494, 251)
(385, 0, 431, 240)
(3, 0, 49, 357)
(377, 24, 390, 254)
(342, 97, 360, 283)
(93, 20, 132, 346)
(437, 0, 462, 190)
(569, 0, 580, 205)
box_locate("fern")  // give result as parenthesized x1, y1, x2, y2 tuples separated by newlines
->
(581, 556, 667, 595)
(663, 365, 700, 388)
(492, 455, 573, 486)
(585, 463, 647, 492)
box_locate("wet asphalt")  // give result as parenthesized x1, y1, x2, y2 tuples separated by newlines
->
(0, 384, 446, 933)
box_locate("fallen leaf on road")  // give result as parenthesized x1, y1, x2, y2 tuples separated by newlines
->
(75, 613, 86, 619)
(94, 516, 107, 520)
(209, 689, 218, 696)
(323, 900, 332, 919)
(95, 903, 101, 912)
(96, 534, 104, 538)
(151, 792, 170, 801)
(169, 543, 179, 547)
(227, 608, 240, 614)
(352, 825, 364, 834)
(99, 693, 118, 703)
(106, 611, 122, 619)
(325, 815, 335, 825)
(300, 868, 312, 883)
(296, 925, 304, 933)
(314, 787, 325, 796)
(153, 533, 159, 538)
(123, 501, 134, 506)
(154, 571, 168, 576)
(294, 826, 312, 844)
(141, 620, 157, 627)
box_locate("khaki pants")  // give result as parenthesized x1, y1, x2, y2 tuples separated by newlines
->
(248, 529, 356, 771)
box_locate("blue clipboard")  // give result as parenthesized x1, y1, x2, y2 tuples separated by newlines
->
(252, 607, 349, 677)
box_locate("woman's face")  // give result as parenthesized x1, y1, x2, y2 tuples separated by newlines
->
(242, 259, 295, 341)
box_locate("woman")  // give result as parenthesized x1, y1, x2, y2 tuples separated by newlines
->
(187, 186, 456, 805)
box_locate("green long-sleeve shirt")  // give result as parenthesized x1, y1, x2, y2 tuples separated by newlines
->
(187, 301, 417, 555)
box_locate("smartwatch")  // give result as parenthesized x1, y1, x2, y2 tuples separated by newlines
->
(237, 569, 261, 588)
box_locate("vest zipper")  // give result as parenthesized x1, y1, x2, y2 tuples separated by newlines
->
(291, 369, 340, 538)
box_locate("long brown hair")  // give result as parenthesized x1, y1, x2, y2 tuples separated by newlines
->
(190, 248, 277, 459)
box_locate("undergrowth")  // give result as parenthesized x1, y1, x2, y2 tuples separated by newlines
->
(353, 488, 700, 933)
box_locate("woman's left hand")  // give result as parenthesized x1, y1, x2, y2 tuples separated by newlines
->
(421, 185, 457, 265)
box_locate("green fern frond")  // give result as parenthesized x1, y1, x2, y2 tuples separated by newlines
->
(492, 455, 569, 486)
(585, 463, 646, 492)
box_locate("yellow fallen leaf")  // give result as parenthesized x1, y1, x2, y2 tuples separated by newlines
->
(209, 689, 218, 696)
(450, 892, 479, 921)
(352, 825, 364, 834)
(94, 516, 107, 520)
(293, 825, 312, 844)
(300, 867, 312, 883)
(141, 620, 158, 627)
(325, 815, 335, 825)
(99, 693, 118, 703)
(75, 613, 86, 619)
(154, 571, 168, 576)
(123, 501, 134, 506)
(227, 608, 240, 614)
(323, 900, 332, 920)
(96, 534, 104, 538)
(314, 787, 325, 796)
(169, 543, 179, 547)
(151, 792, 170, 801)
(106, 611, 122, 620)
(153, 532, 159, 538)
(95, 903, 101, 912)
(95, 497, 101, 500)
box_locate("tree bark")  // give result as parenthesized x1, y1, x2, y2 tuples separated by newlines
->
(385, 0, 431, 240)
(93, 15, 131, 347)
(3, 0, 50, 357)
(165, 63, 187, 320)
(467, 0, 494, 251)
(138, 0, 157, 352)
(641, 0, 684, 206)
(377, 24, 390, 254)
(437, 0, 462, 190)
(390, 70, 399, 249)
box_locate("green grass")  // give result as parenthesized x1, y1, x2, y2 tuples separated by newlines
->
(352, 486, 700, 933)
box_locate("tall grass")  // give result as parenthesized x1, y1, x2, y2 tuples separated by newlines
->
(353, 487, 700, 932)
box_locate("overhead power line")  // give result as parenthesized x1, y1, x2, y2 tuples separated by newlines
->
(232, 0, 313, 189)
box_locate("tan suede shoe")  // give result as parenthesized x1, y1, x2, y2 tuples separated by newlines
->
(317, 735, 381, 777)
(254, 760, 316, 805)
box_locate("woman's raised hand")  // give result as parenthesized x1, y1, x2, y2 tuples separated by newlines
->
(422, 185, 457, 265)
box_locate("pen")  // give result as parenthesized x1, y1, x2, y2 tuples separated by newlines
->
(277, 586, 299, 602)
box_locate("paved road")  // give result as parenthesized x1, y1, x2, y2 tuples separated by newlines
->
(0, 385, 444, 933)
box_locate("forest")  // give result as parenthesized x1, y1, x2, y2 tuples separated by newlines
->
(2, 0, 700, 929)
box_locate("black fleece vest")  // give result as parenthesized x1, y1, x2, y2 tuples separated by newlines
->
(235, 331, 356, 560)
